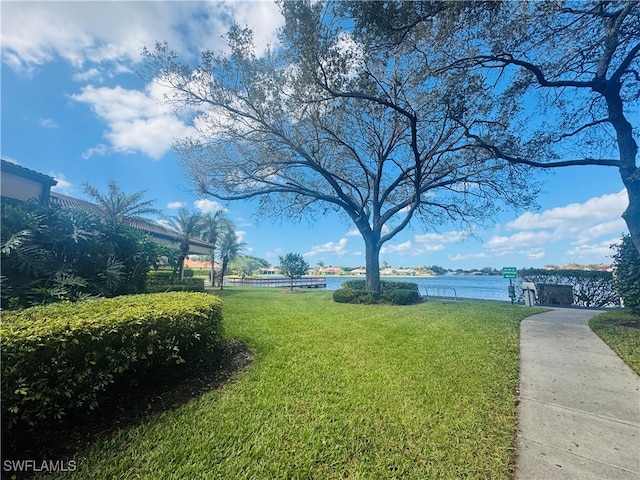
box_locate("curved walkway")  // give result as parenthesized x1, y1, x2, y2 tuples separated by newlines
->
(516, 308, 640, 479)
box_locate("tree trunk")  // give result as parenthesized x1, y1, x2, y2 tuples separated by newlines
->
(622, 174, 640, 255)
(210, 250, 216, 287)
(364, 234, 382, 292)
(219, 259, 227, 290)
(601, 81, 640, 256)
(177, 255, 185, 281)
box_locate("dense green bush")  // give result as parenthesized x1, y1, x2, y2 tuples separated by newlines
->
(146, 279, 205, 293)
(613, 235, 640, 313)
(333, 288, 381, 304)
(333, 282, 421, 305)
(146, 270, 204, 292)
(1, 292, 222, 432)
(383, 288, 421, 305)
(183, 268, 195, 278)
(147, 270, 177, 281)
(1, 201, 172, 308)
(341, 279, 419, 292)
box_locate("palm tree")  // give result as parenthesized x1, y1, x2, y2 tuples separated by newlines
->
(83, 180, 160, 226)
(168, 207, 206, 280)
(218, 228, 244, 290)
(201, 211, 234, 287)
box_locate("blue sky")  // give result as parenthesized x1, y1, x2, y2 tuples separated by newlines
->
(1, 1, 632, 270)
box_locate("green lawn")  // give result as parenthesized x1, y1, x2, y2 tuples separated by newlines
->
(590, 310, 640, 375)
(52, 289, 540, 479)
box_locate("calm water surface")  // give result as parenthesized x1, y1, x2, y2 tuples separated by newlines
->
(323, 275, 513, 302)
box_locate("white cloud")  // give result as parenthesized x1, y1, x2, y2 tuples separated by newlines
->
(81, 143, 108, 159)
(524, 248, 546, 260)
(305, 237, 349, 256)
(448, 252, 489, 261)
(381, 230, 468, 256)
(457, 190, 629, 263)
(487, 190, 627, 252)
(565, 237, 622, 259)
(381, 240, 427, 255)
(166, 201, 184, 210)
(38, 118, 59, 129)
(506, 190, 627, 231)
(484, 230, 557, 251)
(573, 218, 627, 245)
(72, 68, 102, 82)
(72, 83, 195, 159)
(2, 2, 284, 75)
(194, 198, 225, 214)
(49, 172, 73, 195)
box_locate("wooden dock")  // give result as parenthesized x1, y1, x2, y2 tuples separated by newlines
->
(224, 276, 327, 288)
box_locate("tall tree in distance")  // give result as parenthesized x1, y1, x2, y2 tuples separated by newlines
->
(218, 228, 244, 290)
(168, 207, 206, 280)
(202, 210, 234, 286)
(279, 252, 310, 291)
(145, 1, 537, 292)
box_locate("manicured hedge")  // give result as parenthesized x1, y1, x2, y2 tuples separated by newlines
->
(333, 281, 421, 306)
(146, 270, 205, 293)
(333, 288, 381, 304)
(146, 278, 205, 293)
(341, 279, 419, 292)
(383, 288, 421, 305)
(1, 292, 222, 432)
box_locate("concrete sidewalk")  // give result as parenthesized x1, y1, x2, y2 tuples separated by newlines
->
(516, 308, 640, 479)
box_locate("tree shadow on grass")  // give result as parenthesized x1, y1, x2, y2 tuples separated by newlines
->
(2, 340, 253, 479)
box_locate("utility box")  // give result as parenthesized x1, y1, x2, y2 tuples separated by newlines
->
(522, 282, 536, 306)
(537, 284, 573, 306)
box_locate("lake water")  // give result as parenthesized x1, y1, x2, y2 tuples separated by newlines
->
(323, 275, 514, 302)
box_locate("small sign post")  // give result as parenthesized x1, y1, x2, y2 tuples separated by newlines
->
(503, 267, 517, 304)
(502, 267, 517, 279)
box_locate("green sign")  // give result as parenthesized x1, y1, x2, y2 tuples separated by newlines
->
(502, 267, 517, 279)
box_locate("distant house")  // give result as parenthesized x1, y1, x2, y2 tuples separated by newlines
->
(184, 258, 222, 270)
(1, 159, 213, 255)
(318, 266, 344, 275)
(260, 266, 279, 275)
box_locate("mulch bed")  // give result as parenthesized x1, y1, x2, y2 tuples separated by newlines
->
(2, 340, 253, 479)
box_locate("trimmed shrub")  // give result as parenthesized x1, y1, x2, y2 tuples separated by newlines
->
(147, 270, 177, 282)
(183, 268, 195, 278)
(146, 270, 204, 293)
(146, 278, 205, 293)
(383, 289, 421, 305)
(333, 284, 421, 306)
(1, 292, 222, 432)
(333, 288, 381, 304)
(341, 279, 419, 292)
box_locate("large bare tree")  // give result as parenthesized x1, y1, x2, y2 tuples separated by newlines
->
(145, 2, 537, 292)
